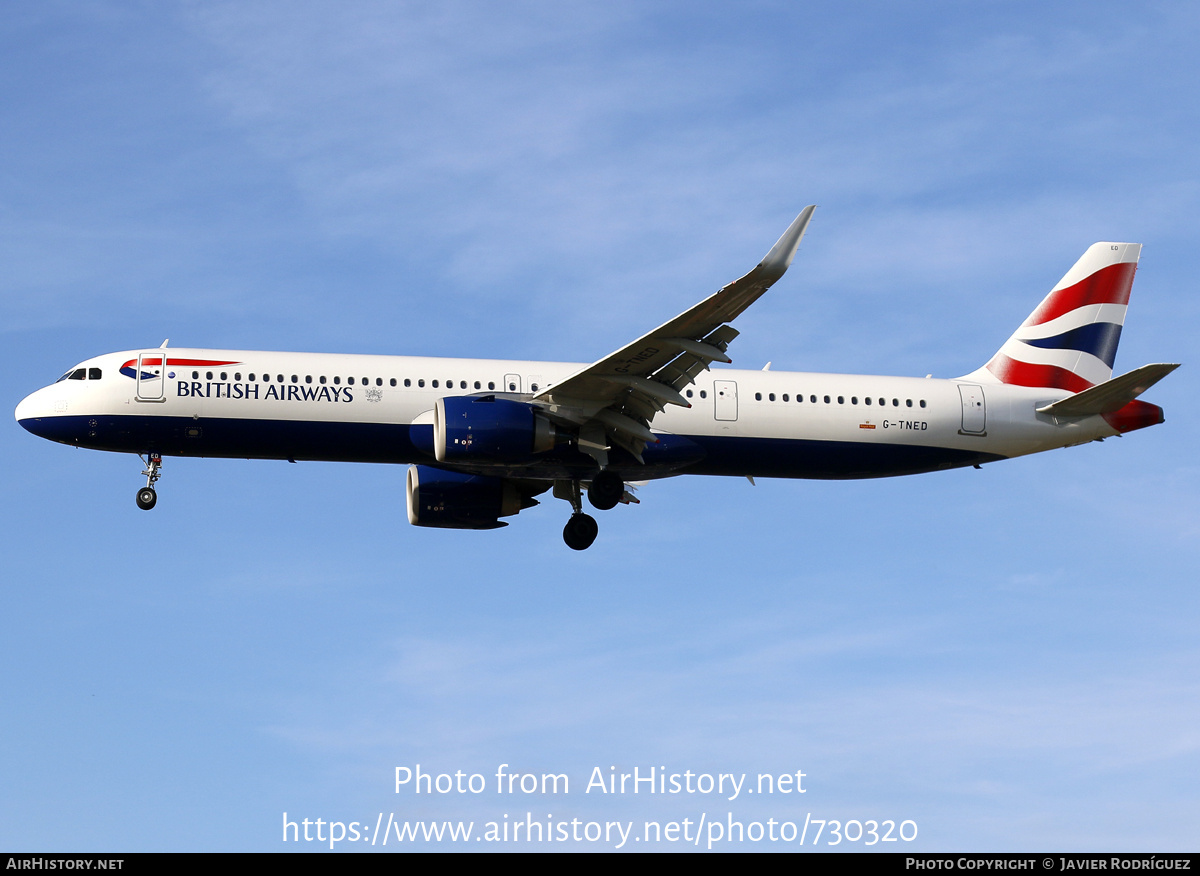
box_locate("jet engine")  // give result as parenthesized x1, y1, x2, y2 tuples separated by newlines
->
(433, 396, 557, 463)
(405, 465, 538, 530)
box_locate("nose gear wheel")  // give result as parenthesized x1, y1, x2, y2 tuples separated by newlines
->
(136, 453, 162, 511)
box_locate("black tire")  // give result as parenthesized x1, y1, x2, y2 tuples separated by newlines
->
(136, 487, 157, 511)
(563, 513, 599, 550)
(587, 470, 624, 511)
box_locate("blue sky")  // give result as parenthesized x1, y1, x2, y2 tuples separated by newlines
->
(3, 1, 1197, 851)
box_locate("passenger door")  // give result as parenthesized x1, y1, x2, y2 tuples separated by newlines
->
(135, 352, 165, 402)
(958, 384, 986, 434)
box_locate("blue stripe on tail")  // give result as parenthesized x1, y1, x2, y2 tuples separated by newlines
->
(1020, 322, 1123, 368)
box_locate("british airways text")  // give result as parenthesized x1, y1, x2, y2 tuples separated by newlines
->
(176, 381, 354, 403)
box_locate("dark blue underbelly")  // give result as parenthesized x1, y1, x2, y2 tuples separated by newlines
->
(18, 413, 1003, 480)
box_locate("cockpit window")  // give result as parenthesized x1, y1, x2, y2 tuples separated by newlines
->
(56, 366, 95, 382)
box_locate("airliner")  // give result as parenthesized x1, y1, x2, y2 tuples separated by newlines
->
(14, 207, 1178, 549)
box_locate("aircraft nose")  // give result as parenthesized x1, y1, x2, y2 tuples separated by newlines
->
(15, 386, 56, 437)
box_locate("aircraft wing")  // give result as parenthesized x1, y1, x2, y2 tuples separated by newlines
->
(534, 206, 815, 462)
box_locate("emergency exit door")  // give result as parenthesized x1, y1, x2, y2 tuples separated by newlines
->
(714, 380, 738, 421)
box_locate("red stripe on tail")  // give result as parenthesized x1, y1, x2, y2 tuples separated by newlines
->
(1024, 262, 1137, 327)
(986, 354, 1095, 392)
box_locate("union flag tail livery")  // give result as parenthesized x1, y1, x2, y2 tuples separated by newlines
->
(15, 207, 1178, 550)
(970, 242, 1141, 393)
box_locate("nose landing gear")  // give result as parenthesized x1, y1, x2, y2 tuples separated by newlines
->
(136, 453, 162, 510)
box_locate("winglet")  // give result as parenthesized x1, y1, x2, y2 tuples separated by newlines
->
(758, 205, 816, 284)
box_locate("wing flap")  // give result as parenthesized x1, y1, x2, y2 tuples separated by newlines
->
(654, 325, 741, 391)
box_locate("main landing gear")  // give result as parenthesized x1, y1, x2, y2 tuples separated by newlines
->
(563, 512, 599, 552)
(587, 469, 624, 511)
(136, 452, 162, 510)
(559, 471, 627, 550)
(559, 479, 597, 551)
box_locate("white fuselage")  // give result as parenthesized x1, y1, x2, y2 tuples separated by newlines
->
(15, 347, 1116, 481)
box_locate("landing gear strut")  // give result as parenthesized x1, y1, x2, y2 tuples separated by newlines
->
(559, 479, 598, 551)
(136, 452, 162, 511)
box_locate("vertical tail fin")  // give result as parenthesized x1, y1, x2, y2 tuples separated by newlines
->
(966, 242, 1141, 391)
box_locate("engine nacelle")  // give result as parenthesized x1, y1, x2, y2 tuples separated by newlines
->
(406, 465, 534, 530)
(433, 396, 557, 463)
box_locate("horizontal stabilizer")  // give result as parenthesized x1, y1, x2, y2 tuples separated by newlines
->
(1036, 363, 1179, 417)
